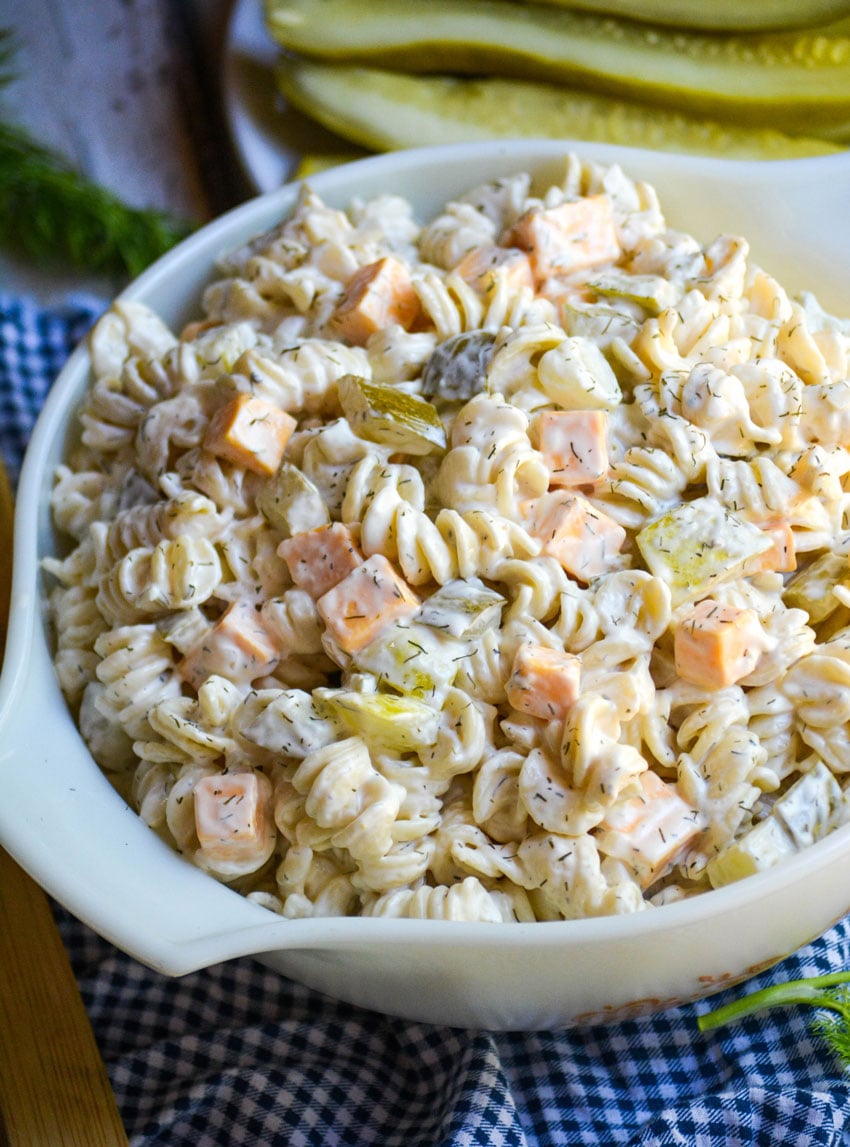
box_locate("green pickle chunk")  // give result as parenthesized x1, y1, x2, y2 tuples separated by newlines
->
(256, 460, 331, 536)
(783, 551, 850, 624)
(338, 374, 447, 454)
(328, 689, 440, 751)
(708, 761, 846, 886)
(636, 497, 771, 604)
(421, 330, 497, 403)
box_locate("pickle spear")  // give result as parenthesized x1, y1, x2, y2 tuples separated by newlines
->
(266, 0, 850, 137)
(511, 0, 850, 32)
(276, 61, 842, 161)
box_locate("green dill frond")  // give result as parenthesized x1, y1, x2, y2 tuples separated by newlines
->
(0, 26, 194, 278)
(810, 986, 850, 1070)
(0, 121, 195, 278)
(811, 1008, 850, 1071)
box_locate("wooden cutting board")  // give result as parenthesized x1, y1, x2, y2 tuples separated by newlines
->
(0, 459, 128, 1147)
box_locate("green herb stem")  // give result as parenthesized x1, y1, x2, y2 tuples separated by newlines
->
(698, 974, 850, 1032)
(698, 971, 850, 1070)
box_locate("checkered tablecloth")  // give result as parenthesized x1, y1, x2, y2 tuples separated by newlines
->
(3, 291, 849, 1147)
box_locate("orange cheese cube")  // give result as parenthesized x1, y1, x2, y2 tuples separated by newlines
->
(178, 600, 280, 689)
(330, 256, 422, 346)
(674, 599, 764, 691)
(193, 772, 273, 866)
(536, 410, 608, 487)
(505, 643, 581, 720)
(454, 244, 534, 295)
(278, 522, 363, 599)
(596, 770, 704, 889)
(204, 394, 296, 476)
(527, 491, 625, 582)
(503, 195, 620, 285)
(743, 523, 796, 576)
(317, 553, 420, 653)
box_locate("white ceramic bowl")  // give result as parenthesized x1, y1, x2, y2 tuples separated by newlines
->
(3, 141, 850, 1032)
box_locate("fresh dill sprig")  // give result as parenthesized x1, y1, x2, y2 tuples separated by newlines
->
(698, 972, 850, 1070)
(0, 26, 194, 278)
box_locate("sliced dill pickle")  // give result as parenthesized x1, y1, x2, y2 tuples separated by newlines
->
(418, 577, 505, 636)
(783, 551, 849, 623)
(266, 0, 850, 136)
(337, 375, 447, 454)
(587, 269, 681, 314)
(328, 690, 440, 750)
(276, 60, 843, 161)
(421, 330, 497, 403)
(257, 460, 330, 536)
(707, 761, 843, 886)
(512, 0, 850, 32)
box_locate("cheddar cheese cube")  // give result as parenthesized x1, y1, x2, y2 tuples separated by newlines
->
(278, 522, 363, 599)
(535, 409, 608, 487)
(674, 599, 764, 691)
(505, 643, 581, 720)
(204, 394, 296, 476)
(743, 522, 796, 576)
(317, 554, 420, 653)
(178, 600, 280, 690)
(193, 771, 273, 867)
(527, 491, 625, 582)
(454, 244, 534, 295)
(330, 256, 422, 346)
(595, 770, 704, 889)
(504, 195, 620, 285)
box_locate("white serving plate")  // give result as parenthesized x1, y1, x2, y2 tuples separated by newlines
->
(3, 141, 850, 1031)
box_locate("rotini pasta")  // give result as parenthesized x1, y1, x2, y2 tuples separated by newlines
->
(46, 154, 850, 918)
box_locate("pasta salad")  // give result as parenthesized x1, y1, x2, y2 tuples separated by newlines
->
(46, 154, 850, 924)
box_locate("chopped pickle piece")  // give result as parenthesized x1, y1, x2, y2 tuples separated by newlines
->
(708, 760, 845, 887)
(636, 496, 772, 604)
(421, 330, 497, 403)
(338, 374, 447, 455)
(588, 269, 682, 315)
(561, 300, 641, 348)
(328, 689, 440, 751)
(783, 551, 849, 624)
(354, 619, 465, 701)
(256, 461, 331, 537)
(706, 816, 798, 886)
(418, 577, 505, 637)
(777, 761, 846, 848)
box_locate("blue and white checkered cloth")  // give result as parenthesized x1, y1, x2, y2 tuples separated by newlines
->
(2, 291, 850, 1147)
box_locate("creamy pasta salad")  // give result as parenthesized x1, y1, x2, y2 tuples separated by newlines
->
(46, 155, 850, 923)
